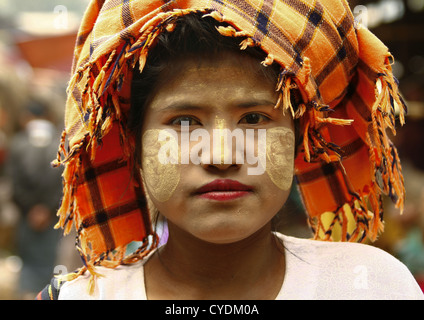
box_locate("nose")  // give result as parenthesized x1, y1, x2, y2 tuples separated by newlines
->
(199, 126, 243, 172)
(200, 154, 241, 172)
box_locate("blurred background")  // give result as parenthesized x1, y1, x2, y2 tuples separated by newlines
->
(0, 0, 89, 299)
(0, 0, 422, 299)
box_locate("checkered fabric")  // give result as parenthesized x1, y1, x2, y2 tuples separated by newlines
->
(54, 0, 406, 280)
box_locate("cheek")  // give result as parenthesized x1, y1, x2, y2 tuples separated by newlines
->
(265, 127, 295, 191)
(141, 129, 181, 202)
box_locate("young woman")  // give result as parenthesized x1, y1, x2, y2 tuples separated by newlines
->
(38, 0, 423, 299)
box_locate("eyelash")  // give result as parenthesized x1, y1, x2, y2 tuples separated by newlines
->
(168, 116, 201, 126)
(168, 112, 271, 127)
(239, 113, 271, 125)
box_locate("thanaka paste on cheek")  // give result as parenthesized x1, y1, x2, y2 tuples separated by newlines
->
(264, 127, 295, 191)
(141, 129, 180, 202)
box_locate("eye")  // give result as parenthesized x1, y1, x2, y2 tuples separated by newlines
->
(239, 113, 270, 125)
(169, 116, 201, 126)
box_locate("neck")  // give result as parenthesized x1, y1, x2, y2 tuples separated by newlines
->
(145, 221, 285, 299)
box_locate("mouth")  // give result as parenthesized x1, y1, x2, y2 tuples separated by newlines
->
(194, 179, 254, 201)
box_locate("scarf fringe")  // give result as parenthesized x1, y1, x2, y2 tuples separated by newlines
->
(54, 234, 159, 295)
(310, 198, 377, 243)
(367, 61, 406, 215)
(305, 58, 406, 242)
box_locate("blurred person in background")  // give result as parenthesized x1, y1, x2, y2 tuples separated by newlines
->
(374, 106, 424, 292)
(394, 180, 424, 292)
(5, 96, 63, 299)
(0, 76, 22, 255)
(392, 115, 424, 291)
(0, 70, 24, 299)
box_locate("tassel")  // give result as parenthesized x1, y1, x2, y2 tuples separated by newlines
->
(52, 130, 68, 167)
(165, 22, 176, 32)
(301, 57, 312, 77)
(283, 78, 295, 118)
(63, 211, 74, 235)
(93, 50, 116, 95)
(261, 53, 274, 67)
(274, 74, 297, 119)
(340, 205, 349, 241)
(239, 38, 256, 50)
(54, 159, 77, 230)
(216, 25, 248, 38)
(202, 10, 224, 22)
(138, 51, 147, 72)
(366, 69, 406, 219)
(55, 267, 86, 283)
(365, 181, 384, 242)
(303, 121, 311, 162)
(87, 269, 104, 295)
(315, 116, 354, 126)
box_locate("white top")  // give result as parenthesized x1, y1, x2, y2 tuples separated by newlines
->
(58, 233, 424, 300)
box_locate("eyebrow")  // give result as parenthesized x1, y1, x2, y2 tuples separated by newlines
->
(236, 100, 277, 108)
(155, 104, 205, 112)
(156, 100, 276, 112)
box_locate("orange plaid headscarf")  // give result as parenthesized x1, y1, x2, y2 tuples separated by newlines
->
(54, 0, 406, 283)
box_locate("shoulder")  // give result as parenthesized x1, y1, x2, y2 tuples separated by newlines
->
(37, 260, 147, 300)
(278, 234, 424, 299)
(281, 233, 398, 264)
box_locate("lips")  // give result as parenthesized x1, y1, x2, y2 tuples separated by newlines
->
(195, 179, 253, 201)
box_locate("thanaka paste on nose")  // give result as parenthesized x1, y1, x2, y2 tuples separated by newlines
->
(214, 116, 226, 165)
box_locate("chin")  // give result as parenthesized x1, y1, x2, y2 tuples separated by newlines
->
(196, 233, 247, 245)
(188, 220, 265, 245)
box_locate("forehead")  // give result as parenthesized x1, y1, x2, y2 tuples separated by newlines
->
(147, 52, 279, 110)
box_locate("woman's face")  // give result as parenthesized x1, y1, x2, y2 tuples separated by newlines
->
(140, 53, 295, 244)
